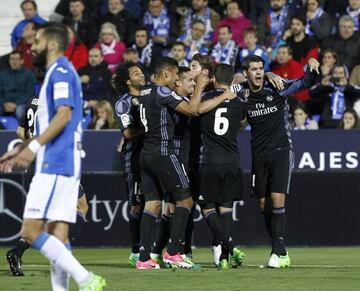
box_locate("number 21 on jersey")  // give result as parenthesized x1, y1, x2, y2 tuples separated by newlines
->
(214, 108, 229, 135)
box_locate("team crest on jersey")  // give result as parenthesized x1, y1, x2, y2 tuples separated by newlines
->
(132, 98, 139, 106)
(266, 95, 273, 102)
(56, 67, 68, 74)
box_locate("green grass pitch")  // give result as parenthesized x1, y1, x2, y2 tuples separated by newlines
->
(1, 247, 360, 291)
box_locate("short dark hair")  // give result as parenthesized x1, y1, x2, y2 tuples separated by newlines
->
(178, 66, 191, 79)
(219, 25, 232, 34)
(69, 0, 85, 4)
(191, 19, 206, 27)
(226, 1, 239, 9)
(21, 0, 37, 10)
(172, 42, 186, 51)
(192, 54, 214, 77)
(9, 50, 23, 59)
(278, 44, 292, 55)
(214, 64, 234, 86)
(39, 23, 69, 52)
(154, 57, 178, 77)
(244, 26, 258, 38)
(242, 55, 265, 71)
(291, 14, 306, 26)
(114, 62, 143, 93)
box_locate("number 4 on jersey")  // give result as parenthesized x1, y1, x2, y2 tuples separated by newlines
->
(139, 104, 148, 132)
(214, 108, 229, 135)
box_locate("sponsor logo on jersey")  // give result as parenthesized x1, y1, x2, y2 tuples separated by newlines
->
(140, 88, 152, 96)
(248, 105, 278, 117)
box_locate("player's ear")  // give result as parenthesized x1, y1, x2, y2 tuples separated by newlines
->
(243, 70, 248, 78)
(202, 69, 209, 77)
(126, 79, 131, 86)
(48, 39, 57, 53)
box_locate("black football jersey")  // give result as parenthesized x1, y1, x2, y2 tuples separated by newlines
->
(172, 96, 191, 164)
(137, 84, 183, 156)
(199, 88, 245, 164)
(115, 93, 143, 178)
(20, 97, 39, 139)
(234, 69, 316, 156)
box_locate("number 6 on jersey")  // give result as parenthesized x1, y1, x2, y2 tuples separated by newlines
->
(214, 108, 229, 135)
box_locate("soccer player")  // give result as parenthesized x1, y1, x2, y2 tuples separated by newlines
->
(0, 23, 105, 290)
(197, 63, 246, 269)
(113, 62, 146, 267)
(150, 66, 204, 266)
(239, 55, 319, 268)
(135, 57, 207, 269)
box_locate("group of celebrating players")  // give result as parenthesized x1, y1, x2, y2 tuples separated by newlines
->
(0, 22, 320, 290)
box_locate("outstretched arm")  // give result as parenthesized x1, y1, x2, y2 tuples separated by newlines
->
(279, 58, 320, 97)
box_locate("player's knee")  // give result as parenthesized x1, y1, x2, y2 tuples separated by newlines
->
(176, 196, 193, 209)
(144, 200, 162, 216)
(201, 207, 216, 219)
(271, 192, 285, 208)
(219, 201, 233, 213)
(259, 198, 266, 213)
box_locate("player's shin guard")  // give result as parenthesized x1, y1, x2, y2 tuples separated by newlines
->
(51, 263, 69, 291)
(204, 210, 235, 253)
(271, 207, 286, 256)
(152, 214, 170, 255)
(12, 238, 31, 258)
(184, 207, 195, 255)
(167, 206, 190, 256)
(32, 232, 90, 286)
(263, 211, 273, 240)
(220, 210, 233, 260)
(129, 210, 142, 254)
(139, 211, 159, 262)
(69, 211, 86, 243)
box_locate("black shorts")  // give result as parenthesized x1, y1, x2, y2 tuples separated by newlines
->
(140, 153, 191, 202)
(198, 164, 240, 208)
(250, 150, 294, 198)
(125, 171, 143, 206)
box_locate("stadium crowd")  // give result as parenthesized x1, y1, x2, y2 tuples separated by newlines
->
(1, 1, 358, 285)
(0, 0, 359, 130)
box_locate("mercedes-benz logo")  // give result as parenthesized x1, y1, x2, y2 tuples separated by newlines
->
(0, 178, 27, 242)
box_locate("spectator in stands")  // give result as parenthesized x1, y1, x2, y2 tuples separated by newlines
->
(304, 0, 334, 42)
(310, 64, 360, 128)
(213, 1, 252, 48)
(62, 0, 98, 48)
(282, 15, 318, 67)
(93, 22, 126, 74)
(15, 21, 39, 70)
(143, 0, 179, 49)
(322, 15, 360, 71)
(64, 25, 88, 70)
(323, 0, 347, 19)
(181, 0, 220, 42)
(51, 0, 101, 22)
(350, 64, 360, 85)
(292, 105, 319, 130)
(100, 0, 137, 46)
(236, 27, 270, 73)
(271, 45, 310, 102)
(0, 51, 36, 120)
(11, 0, 46, 49)
(319, 49, 338, 79)
(131, 26, 165, 77)
(210, 25, 239, 66)
(78, 48, 112, 110)
(122, 48, 140, 64)
(344, 0, 360, 31)
(257, 0, 292, 55)
(169, 42, 189, 66)
(177, 19, 209, 62)
(88, 100, 119, 129)
(339, 108, 360, 129)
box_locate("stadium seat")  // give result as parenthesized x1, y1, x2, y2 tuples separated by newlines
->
(0, 116, 19, 130)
